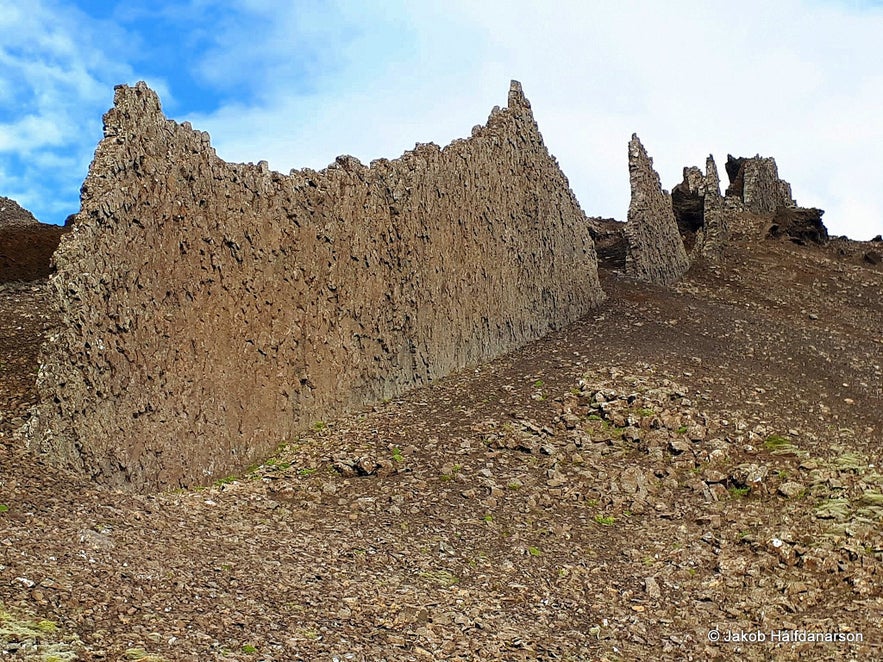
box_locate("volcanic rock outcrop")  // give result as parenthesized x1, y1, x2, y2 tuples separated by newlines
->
(0, 199, 68, 282)
(29, 80, 605, 490)
(724, 154, 796, 214)
(0, 196, 38, 227)
(671, 156, 728, 259)
(768, 206, 828, 245)
(624, 135, 690, 285)
(722, 154, 827, 245)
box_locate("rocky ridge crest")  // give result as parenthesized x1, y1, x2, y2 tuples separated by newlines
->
(624, 135, 691, 286)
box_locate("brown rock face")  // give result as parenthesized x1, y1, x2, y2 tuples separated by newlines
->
(671, 156, 729, 260)
(671, 166, 705, 236)
(0, 224, 68, 283)
(589, 217, 628, 270)
(624, 135, 690, 285)
(0, 197, 68, 282)
(29, 80, 605, 491)
(0, 196, 39, 227)
(724, 154, 796, 214)
(768, 207, 828, 245)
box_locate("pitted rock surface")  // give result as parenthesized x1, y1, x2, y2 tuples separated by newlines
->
(672, 156, 729, 260)
(28, 80, 605, 490)
(724, 154, 796, 214)
(624, 135, 690, 285)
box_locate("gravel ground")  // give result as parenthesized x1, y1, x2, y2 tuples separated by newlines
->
(0, 236, 881, 661)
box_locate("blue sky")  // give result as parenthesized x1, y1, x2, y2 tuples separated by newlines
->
(2, 0, 882, 239)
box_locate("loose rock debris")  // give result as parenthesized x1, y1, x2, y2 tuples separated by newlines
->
(1, 233, 881, 660)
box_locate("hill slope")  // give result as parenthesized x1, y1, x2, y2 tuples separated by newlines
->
(1, 234, 880, 660)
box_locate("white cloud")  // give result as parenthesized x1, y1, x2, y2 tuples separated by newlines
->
(0, 0, 136, 223)
(2, 0, 882, 238)
(181, 0, 883, 239)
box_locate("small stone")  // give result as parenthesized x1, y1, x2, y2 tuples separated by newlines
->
(777, 482, 805, 498)
(703, 470, 727, 483)
(622, 426, 641, 442)
(730, 463, 768, 485)
(644, 576, 661, 599)
(668, 439, 692, 455)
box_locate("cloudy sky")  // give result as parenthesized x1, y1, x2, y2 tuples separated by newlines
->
(1, 0, 882, 239)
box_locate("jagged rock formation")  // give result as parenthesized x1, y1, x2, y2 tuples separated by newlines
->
(624, 135, 690, 285)
(588, 217, 628, 270)
(722, 154, 827, 245)
(671, 167, 705, 238)
(0, 196, 38, 227)
(724, 155, 796, 214)
(671, 156, 728, 259)
(697, 156, 728, 258)
(29, 80, 605, 491)
(0, 198, 68, 282)
(768, 206, 828, 245)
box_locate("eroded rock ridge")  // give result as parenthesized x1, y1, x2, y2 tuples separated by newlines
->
(29, 81, 605, 490)
(624, 135, 690, 285)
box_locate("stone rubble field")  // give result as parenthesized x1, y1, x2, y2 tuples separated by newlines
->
(1, 236, 881, 660)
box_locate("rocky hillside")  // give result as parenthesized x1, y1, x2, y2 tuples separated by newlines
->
(1, 218, 881, 660)
(0, 200, 67, 283)
(0, 77, 881, 658)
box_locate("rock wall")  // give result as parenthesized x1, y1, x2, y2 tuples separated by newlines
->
(671, 156, 728, 260)
(624, 135, 690, 286)
(724, 155, 796, 214)
(29, 81, 605, 491)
